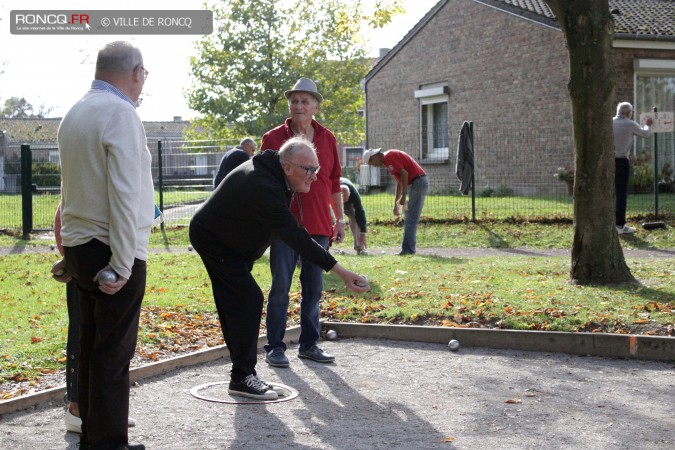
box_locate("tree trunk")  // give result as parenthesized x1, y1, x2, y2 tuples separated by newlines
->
(545, 0, 636, 285)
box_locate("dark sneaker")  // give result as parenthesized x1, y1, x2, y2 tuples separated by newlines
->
(228, 375, 278, 400)
(266, 347, 290, 368)
(298, 345, 335, 363)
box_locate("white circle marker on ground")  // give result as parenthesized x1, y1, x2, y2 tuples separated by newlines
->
(190, 381, 299, 404)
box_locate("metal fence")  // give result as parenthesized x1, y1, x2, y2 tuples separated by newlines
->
(2, 124, 673, 235)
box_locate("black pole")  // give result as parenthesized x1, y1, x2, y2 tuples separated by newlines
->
(20, 144, 33, 239)
(470, 121, 476, 222)
(652, 107, 659, 219)
(157, 140, 165, 230)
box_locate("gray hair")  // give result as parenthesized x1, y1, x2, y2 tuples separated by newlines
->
(279, 136, 316, 162)
(617, 102, 633, 117)
(240, 137, 256, 147)
(96, 41, 143, 73)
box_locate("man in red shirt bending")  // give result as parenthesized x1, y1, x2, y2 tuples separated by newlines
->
(363, 148, 429, 255)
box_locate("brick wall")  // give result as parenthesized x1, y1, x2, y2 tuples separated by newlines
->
(365, 0, 674, 196)
(612, 47, 675, 110)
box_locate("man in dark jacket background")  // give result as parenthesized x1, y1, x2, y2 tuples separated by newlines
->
(189, 137, 369, 400)
(213, 137, 257, 188)
(340, 177, 367, 255)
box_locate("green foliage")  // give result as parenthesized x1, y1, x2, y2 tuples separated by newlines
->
(1, 97, 34, 119)
(31, 162, 61, 187)
(479, 187, 495, 197)
(553, 166, 574, 182)
(630, 158, 654, 192)
(659, 161, 673, 183)
(186, 0, 396, 143)
(478, 186, 514, 197)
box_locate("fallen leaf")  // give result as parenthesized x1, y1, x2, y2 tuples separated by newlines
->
(505, 397, 522, 404)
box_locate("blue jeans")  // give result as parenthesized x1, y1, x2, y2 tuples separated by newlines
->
(266, 236, 328, 352)
(401, 175, 429, 254)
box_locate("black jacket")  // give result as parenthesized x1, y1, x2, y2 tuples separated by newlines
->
(455, 121, 474, 195)
(340, 177, 367, 233)
(190, 150, 337, 271)
(213, 147, 250, 188)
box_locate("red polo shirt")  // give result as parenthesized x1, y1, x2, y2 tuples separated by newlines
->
(383, 149, 426, 183)
(261, 118, 341, 237)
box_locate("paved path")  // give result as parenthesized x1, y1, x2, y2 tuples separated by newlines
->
(4, 242, 672, 259)
(1, 338, 673, 449)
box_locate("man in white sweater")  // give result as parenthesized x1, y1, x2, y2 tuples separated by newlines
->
(612, 102, 653, 235)
(57, 41, 152, 450)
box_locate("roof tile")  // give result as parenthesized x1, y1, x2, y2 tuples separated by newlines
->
(499, 0, 675, 36)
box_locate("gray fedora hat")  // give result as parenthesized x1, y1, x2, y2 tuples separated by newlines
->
(284, 77, 323, 103)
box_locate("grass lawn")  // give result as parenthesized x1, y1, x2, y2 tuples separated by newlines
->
(1, 190, 673, 229)
(1, 238, 673, 399)
(4, 219, 673, 251)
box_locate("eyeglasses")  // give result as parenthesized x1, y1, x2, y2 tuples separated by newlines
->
(136, 64, 149, 80)
(287, 160, 320, 176)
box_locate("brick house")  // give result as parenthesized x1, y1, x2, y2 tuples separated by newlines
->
(363, 0, 675, 196)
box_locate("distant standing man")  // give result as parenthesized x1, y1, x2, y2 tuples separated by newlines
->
(262, 77, 346, 368)
(57, 41, 152, 450)
(613, 102, 653, 235)
(213, 137, 257, 188)
(189, 138, 368, 400)
(363, 148, 428, 255)
(340, 177, 367, 255)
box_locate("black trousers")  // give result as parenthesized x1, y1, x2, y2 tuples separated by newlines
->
(64, 239, 146, 450)
(615, 158, 630, 227)
(190, 224, 263, 382)
(65, 280, 80, 403)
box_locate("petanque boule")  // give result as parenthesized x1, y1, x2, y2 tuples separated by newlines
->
(355, 275, 369, 288)
(51, 261, 66, 277)
(325, 329, 338, 341)
(97, 269, 118, 285)
(447, 339, 460, 351)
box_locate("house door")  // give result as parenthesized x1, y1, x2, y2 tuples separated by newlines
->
(195, 154, 208, 175)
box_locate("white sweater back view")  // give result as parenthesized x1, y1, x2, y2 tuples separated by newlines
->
(58, 88, 154, 279)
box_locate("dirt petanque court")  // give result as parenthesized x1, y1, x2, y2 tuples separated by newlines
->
(1, 323, 673, 449)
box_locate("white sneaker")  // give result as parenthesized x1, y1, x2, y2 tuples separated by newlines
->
(616, 225, 636, 235)
(65, 410, 136, 433)
(64, 409, 82, 433)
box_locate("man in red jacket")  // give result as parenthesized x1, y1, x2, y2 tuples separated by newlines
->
(262, 77, 346, 368)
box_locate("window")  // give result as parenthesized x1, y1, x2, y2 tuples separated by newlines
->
(415, 85, 449, 162)
(634, 59, 675, 182)
(49, 151, 60, 164)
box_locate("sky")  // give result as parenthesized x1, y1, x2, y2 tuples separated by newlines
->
(0, 0, 439, 122)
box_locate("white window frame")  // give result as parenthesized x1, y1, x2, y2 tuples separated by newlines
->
(633, 58, 675, 179)
(48, 150, 60, 165)
(415, 85, 449, 162)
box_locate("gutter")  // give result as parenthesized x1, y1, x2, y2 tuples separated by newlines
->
(614, 33, 675, 43)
